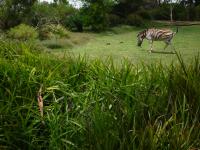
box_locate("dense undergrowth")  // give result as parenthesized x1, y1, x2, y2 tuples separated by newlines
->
(0, 40, 200, 150)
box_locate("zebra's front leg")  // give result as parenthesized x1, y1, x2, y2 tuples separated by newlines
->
(164, 40, 175, 52)
(149, 40, 153, 53)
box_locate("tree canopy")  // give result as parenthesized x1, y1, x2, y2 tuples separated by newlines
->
(0, 0, 200, 30)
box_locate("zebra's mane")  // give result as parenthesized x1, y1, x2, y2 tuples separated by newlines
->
(137, 29, 148, 38)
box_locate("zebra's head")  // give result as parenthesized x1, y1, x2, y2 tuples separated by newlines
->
(137, 30, 147, 47)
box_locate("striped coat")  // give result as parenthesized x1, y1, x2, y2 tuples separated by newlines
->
(137, 28, 178, 53)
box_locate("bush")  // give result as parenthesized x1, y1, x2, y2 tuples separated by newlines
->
(30, 3, 75, 27)
(171, 4, 187, 21)
(65, 13, 83, 32)
(148, 4, 169, 20)
(31, 3, 57, 26)
(187, 7, 196, 21)
(107, 14, 123, 27)
(81, 1, 111, 31)
(39, 24, 70, 40)
(136, 9, 151, 20)
(7, 24, 38, 41)
(0, 0, 35, 29)
(126, 14, 145, 27)
(195, 5, 200, 20)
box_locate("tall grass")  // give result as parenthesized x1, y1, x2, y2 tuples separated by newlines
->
(0, 40, 199, 149)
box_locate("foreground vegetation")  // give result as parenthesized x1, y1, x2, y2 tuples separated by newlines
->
(0, 40, 200, 149)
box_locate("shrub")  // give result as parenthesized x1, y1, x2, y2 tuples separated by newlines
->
(148, 4, 169, 20)
(174, 8, 187, 20)
(126, 14, 145, 27)
(30, 3, 75, 27)
(136, 9, 151, 20)
(81, 1, 111, 31)
(7, 24, 38, 41)
(187, 7, 196, 21)
(39, 24, 70, 40)
(65, 13, 83, 32)
(172, 4, 187, 21)
(195, 5, 200, 20)
(107, 14, 123, 27)
(0, 0, 35, 29)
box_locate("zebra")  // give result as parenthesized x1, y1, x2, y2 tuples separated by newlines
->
(137, 27, 178, 53)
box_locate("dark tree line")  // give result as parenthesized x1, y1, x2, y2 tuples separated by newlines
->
(0, 0, 200, 31)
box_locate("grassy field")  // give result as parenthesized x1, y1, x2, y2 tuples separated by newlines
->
(0, 25, 200, 149)
(50, 25, 200, 64)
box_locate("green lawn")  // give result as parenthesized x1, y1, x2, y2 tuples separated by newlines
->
(52, 25, 200, 64)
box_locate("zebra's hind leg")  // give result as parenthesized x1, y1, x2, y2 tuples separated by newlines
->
(164, 40, 170, 50)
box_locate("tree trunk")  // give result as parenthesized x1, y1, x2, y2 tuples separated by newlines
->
(157, 0, 161, 6)
(170, 4, 173, 22)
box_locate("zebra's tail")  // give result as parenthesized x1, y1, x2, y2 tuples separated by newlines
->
(173, 27, 178, 36)
(176, 26, 178, 33)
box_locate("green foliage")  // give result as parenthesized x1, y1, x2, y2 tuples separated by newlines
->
(148, 4, 170, 20)
(39, 24, 70, 40)
(173, 4, 188, 21)
(7, 24, 38, 41)
(107, 14, 123, 27)
(0, 0, 36, 29)
(81, 0, 114, 31)
(0, 40, 200, 149)
(65, 13, 83, 32)
(126, 14, 145, 27)
(136, 9, 151, 20)
(31, 3, 75, 26)
(1, 0, 200, 31)
(146, 3, 200, 21)
(187, 7, 197, 21)
(53, 0, 68, 4)
(111, 0, 144, 17)
(195, 5, 200, 20)
(31, 3, 58, 25)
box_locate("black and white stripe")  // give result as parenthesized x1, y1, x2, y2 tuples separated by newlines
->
(137, 27, 178, 53)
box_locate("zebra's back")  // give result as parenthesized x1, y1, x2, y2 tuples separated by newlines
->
(146, 28, 174, 41)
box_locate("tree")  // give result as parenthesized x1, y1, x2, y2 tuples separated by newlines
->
(80, 0, 115, 31)
(0, 0, 37, 29)
(163, 0, 181, 21)
(195, 0, 200, 6)
(112, 0, 144, 17)
(53, 0, 68, 4)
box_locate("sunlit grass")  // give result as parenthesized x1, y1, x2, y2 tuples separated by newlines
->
(52, 25, 200, 64)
